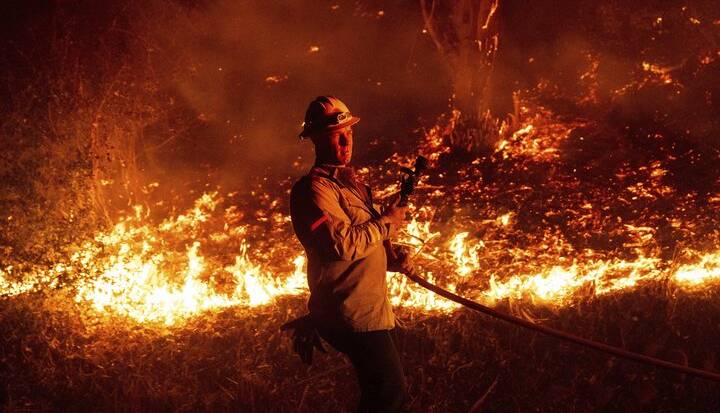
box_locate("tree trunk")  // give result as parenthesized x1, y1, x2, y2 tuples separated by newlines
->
(420, 0, 500, 120)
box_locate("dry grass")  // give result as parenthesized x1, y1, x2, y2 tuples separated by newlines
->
(4, 96, 720, 412)
(2, 283, 719, 412)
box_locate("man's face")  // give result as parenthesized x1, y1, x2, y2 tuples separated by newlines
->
(313, 126, 353, 166)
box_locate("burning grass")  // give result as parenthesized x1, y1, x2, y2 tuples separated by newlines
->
(3, 0, 720, 410)
(3, 96, 720, 410)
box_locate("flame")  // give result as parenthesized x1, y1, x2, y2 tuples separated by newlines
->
(674, 253, 720, 286)
(449, 232, 483, 277)
(4, 186, 720, 324)
(0, 266, 52, 297)
(3, 193, 308, 325)
(3, 98, 720, 326)
(388, 270, 459, 311)
(484, 254, 662, 305)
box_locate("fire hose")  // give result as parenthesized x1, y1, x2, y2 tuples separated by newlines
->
(392, 155, 720, 383)
(283, 157, 720, 381)
(402, 268, 720, 383)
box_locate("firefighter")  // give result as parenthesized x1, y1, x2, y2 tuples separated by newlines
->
(289, 96, 411, 412)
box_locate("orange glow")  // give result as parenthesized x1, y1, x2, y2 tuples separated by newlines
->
(3, 100, 720, 326)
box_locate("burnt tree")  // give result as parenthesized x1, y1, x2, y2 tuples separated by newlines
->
(420, 0, 500, 124)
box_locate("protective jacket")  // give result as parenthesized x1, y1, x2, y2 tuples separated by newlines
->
(290, 164, 396, 332)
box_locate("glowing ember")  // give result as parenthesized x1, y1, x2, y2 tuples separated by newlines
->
(265, 74, 288, 84)
(642, 61, 676, 85)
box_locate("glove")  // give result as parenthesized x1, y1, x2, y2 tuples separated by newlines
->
(382, 197, 409, 237)
(387, 244, 415, 275)
(280, 314, 327, 365)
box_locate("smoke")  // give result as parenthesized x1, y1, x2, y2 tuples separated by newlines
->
(495, 0, 720, 154)
(0, 0, 453, 261)
(131, 0, 451, 190)
(2, 0, 718, 237)
(489, 0, 720, 199)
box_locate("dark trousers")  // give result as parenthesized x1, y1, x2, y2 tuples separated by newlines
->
(318, 328, 407, 413)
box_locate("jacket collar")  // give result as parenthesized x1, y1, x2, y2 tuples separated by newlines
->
(311, 163, 352, 179)
(310, 164, 380, 217)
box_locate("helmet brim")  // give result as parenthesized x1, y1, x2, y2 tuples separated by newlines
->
(299, 116, 360, 139)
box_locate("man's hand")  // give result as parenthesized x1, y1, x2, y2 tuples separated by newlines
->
(280, 315, 327, 365)
(382, 198, 408, 229)
(387, 244, 415, 275)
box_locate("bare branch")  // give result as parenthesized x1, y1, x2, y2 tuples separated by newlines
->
(419, 0, 446, 59)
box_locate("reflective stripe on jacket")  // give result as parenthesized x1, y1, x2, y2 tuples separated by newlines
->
(290, 164, 396, 332)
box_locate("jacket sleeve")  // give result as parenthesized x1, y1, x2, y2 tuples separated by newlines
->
(301, 178, 392, 261)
